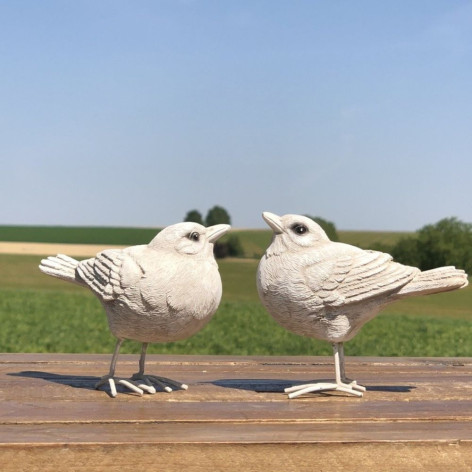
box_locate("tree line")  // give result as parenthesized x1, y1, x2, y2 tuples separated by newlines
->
(184, 206, 472, 272)
(184, 206, 243, 258)
(310, 215, 471, 273)
(183, 208, 342, 259)
(318, 215, 471, 273)
(390, 217, 472, 273)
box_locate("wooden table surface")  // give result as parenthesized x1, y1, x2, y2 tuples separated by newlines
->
(0, 354, 471, 471)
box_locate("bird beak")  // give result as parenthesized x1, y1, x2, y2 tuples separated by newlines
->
(262, 212, 284, 234)
(207, 224, 231, 243)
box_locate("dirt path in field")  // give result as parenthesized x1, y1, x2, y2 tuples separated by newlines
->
(0, 242, 125, 257)
(0, 242, 259, 262)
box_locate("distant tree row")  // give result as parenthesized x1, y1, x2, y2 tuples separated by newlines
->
(306, 214, 471, 273)
(183, 209, 471, 272)
(184, 206, 231, 227)
(299, 214, 472, 273)
(184, 205, 242, 258)
(391, 217, 472, 273)
(305, 215, 339, 241)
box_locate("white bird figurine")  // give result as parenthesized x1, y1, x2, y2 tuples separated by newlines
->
(39, 221, 230, 397)
(257, 212, 468, 398)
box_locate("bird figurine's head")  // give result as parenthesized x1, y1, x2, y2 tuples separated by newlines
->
(262, 212, 329, 255)
(149, 222, 231, 258)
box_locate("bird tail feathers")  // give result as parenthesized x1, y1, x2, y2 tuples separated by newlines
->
(39, 254, 85, 286)
(394, 266, 468, 300)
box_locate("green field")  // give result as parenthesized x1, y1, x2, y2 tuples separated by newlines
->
(0, 225, 159, 245)
(337, 230, 413, 250)
(0, 253, 470, 357)
(0, 224, 411, 258)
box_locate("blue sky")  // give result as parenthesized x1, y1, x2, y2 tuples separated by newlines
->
(1, 1, 471, 230)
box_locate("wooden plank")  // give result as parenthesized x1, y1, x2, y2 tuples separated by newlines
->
(1, 398, 472, 423)
(0, 442, 470, 472)
(0, 354, 471, 470)
(1, 420, 472, 443)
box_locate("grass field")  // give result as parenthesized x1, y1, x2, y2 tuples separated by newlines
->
(0, 225, 412, 258)
(337, 230, 414, 250)
(0, 225, 158, 245)
(0, 253, 470, 357)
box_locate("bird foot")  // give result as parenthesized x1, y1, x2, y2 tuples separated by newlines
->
(95, 375, 151, 397)
(130, 373, 188, 394)
(284, 380, 366, 398)
(342, 377, 367, 392)
(95, 374, 188, 398)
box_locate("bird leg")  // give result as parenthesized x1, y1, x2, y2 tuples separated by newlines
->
(130, 343, 189, 393)
(96, 341, 189, 397)
(334, 342, 366, 394)
(284, 343, 366, 399)
(95, 339, 146, 397)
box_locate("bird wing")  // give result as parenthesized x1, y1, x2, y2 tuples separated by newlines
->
(77, 249, 144, 301)
(304, 248, 418, 307)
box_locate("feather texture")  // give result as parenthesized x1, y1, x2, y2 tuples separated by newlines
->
(38, 222, 231, 343)
(257, 213, 468, 343)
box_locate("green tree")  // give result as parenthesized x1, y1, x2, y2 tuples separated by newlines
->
(391, 237, 421, 267)
(205, 205, 231, 226)
(226, 234, 244, 257)
(184, 209, 203, 225)
(390, 217, 472, 272)
(416, 217, 472, 272)
(214, 234, 244, 259)
(305, 215, 339, 242)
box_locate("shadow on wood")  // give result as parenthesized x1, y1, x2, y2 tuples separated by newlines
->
(211, 378, 415, 394)
(0, 354, 471, 471)
(8, 370, 97, 390)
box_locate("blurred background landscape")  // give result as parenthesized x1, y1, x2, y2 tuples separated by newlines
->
(1, 208, 470, 357)
(1, 2, 470, 357)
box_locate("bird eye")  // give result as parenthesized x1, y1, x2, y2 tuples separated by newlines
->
(291, 224, 308, 235)
(188, 232, 200, 242)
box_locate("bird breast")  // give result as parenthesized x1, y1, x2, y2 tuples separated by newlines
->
(105, 257, 222, 343)
(257, 252, 381, 343)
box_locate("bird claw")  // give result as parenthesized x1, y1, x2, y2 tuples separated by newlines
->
(131, 373, 189, 393)
(285, 380, 365, 398)
(344, 379, 366, 392)
(95, 373, 188, 397)
(95, 375, 146, 397)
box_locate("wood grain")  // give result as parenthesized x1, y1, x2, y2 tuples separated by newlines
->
(0, 354, 471, 471)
